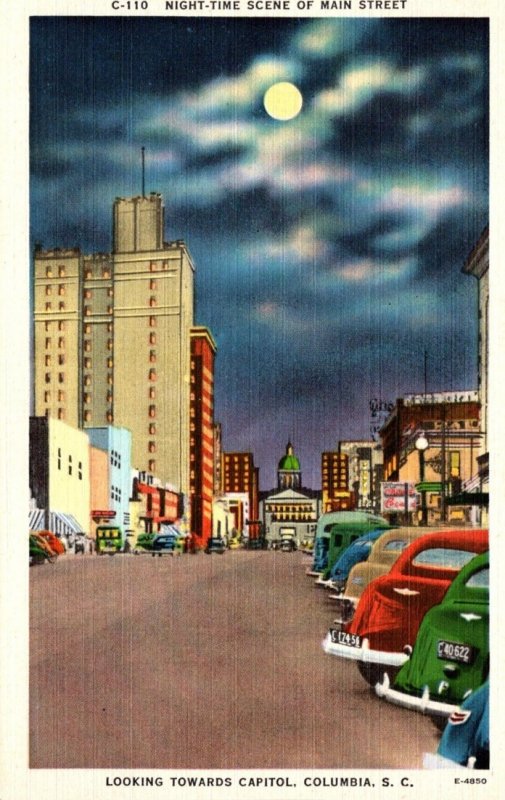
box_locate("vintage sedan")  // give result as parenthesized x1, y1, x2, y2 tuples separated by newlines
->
(205, 537, 227, 554)
(376, 551, 489, 718)
(322, 529, 488, 685)
(330, 528, 428, 625)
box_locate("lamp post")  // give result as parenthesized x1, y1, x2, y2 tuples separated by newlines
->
(415, 433, 429, 526)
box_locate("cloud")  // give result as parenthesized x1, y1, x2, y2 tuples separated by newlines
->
(246, 224, 331, 265)
(292, 18, 377, 59)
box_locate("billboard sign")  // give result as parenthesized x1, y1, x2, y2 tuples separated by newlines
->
(381, 482, 418, 512)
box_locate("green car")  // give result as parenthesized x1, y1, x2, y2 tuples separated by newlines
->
(376, 551, 489, 719)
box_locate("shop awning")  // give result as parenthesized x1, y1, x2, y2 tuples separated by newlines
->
(445, 492, 489, 507)
(29, 510, 84, 536)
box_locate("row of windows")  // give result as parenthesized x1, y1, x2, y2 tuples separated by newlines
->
(45, 266, 67, 278)
(83, 373, 113, 385)
(84, 288, 114, 299)
(45, 372, 65, 383)
(44, 321, 66, 331)
(45, 355, 65, 366)
(84, 322, 113, 334)
(45, 302, 66, 311)
(83, 392, 113, 403)
(45, 285, 66, 296)
(111, 450, 121, 468)
(44, 408, 66, 421)
(84, 305, 113, 315)
(57, 449, 83, 479)
(44, 391, 65, 402)
(84, 268, 111, 279)
(45, 338, 65, 349)
(111, 486, 121, 502)
(83, 339, 113, 351)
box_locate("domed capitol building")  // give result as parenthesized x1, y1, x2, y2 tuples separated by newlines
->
(260, 442, 321, 547)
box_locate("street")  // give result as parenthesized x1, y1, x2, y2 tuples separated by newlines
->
(30, 550, 439, 769)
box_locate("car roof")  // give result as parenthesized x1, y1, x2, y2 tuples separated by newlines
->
(392, 529, 488, 573)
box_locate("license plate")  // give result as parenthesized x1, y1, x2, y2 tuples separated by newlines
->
(437, 640, 476, 665)
(330, 629, 362, 648)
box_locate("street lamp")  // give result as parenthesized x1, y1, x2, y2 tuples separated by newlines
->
(415, 433, 429, 526)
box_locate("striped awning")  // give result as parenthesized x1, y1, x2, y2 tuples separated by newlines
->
(29, 510, 84, 536)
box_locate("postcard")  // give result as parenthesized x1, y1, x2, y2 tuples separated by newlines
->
(1, 1, 503, 799)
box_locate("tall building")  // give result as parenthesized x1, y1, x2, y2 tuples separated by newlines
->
(190, 326, 217, 545)
(33, 192, 194, 497)
(321, 451, 354, 512)
(222, 451, 259, 536)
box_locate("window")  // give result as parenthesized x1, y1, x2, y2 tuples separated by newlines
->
(45, 286, 52, 296)
(83, 393, 90, 404)
(103, 268, 110, 279)
(46, 267, 53, 278)
(107, 339, 113, 350)
(149, 332, 156, 345)
(58, 321, 65, 331)
(149, 441, 156, 453)
(149, 405, 156, 418)
(45, 337, 51, 348)
(58, 302, 65, 311)
(107, 288, 113, 297)
(44, 391, 50, 403)
(149, 387, 155, 399)
(84, 358, 91, 369)
(107, 305, 113, 314)
(58, 337, 65, 348)
(107, 374, 113, 385)
(149, 350, 156, 363)
(413, 548, 478, 570)
(45, 373, 51, 384)
(107, 358, 113, 368)
(84, 324, 91, 334)
(85, 269, 92, 279)
(45, 302, 52, 311)
(58, 372, 64, 384)
(58, 391, 65, 402)
(107, 412, 113, 423)
(45, 322, 50, 331)
(84, 340, 91, 352)
(58, 285, 65, 296)
(57, 448, 61, 470)
(84, 306, 91, 316)
(84, 375, 91, 386)
(149, 369, 156, 381)
(58, 408, 65, 420)
(58, 354, 65, 365)
(466, 567, 489, 589)
(149, 316, 156, 327)
(45, 355, 51, 367)
(107, 322, 113, 333)
(58, 266, 65, 277)
(68, 455, 72, 476)
(149, 296, 157, 307)
(149, 424, 156, 435)
(84, 411, 91, 422)
(450, 451, 461, 478)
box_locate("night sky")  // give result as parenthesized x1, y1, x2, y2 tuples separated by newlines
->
(30, 16, 488, 489)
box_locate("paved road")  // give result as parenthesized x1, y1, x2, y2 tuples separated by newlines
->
(30, 550, 439, 769)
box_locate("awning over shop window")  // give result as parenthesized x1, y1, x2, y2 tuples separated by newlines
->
(29, 510, 84, 536)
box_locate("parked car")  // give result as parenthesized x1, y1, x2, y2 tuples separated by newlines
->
(29, 533, 58, 565)
(315, 518, 391, 584)
(205, 537, 226, 554)
(151, 531, 185, 555)
(376, 551, 489, 718)
(322, 529, 488, 685)
(280, 537, 297, 552)
(308, 511, 389, 576)
(96, 524, 123, 555)
(135, 532, 157, 551)
(331, 528, 428, 625)
(319, 527, 395, 593)
(423, 681, 489, 769)
(246, 537, 268, 550)
(35, 529, 66, 555)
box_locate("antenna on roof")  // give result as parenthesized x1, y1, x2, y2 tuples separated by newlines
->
(141, 147, 146, 197)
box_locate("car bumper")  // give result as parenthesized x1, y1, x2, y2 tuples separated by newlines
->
(375, 672, 460, 717)
(322, 633, 409, 667)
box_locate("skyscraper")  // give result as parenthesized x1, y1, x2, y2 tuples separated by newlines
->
(33, 192, 194, 497)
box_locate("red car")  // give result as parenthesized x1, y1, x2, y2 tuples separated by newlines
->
(322, 529, 488, 684)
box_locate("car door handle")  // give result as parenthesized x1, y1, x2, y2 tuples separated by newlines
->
(393, 587, 420, 596)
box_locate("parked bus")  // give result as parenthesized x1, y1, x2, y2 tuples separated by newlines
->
(96, 524, 123, 554)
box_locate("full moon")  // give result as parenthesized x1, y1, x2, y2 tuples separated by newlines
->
(263, 82, 303, 121)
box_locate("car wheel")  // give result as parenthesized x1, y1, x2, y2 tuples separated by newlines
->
(357, 662, 388, 687)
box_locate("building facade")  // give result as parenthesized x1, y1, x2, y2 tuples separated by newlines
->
(222, 451, 259, 536)
(33, 192, 194, 501)
(29, 416, 91, 536)
(85, 426, 132, 536)
(190, 327, 217, 545)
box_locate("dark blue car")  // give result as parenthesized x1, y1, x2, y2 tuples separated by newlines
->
(327, 528, 389, 592)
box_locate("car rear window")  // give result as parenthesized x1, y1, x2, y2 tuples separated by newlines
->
(383, 539, 408, 551)
(412, 548, 478, 570)
(466, 566, 489, 588)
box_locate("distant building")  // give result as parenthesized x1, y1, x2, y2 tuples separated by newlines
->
(29, 416, 91, 538)
(222, 451, 259, 536)
(190, 327, 217, 545)
(260, 442, 319, 546)
(321, 451, 354, 512)
(462, 227, 489, 514)
(86, 426, 132, 538)
(338, 440, 384, 512)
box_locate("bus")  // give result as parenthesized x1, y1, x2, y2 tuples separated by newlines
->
(96, 524, 123, 554)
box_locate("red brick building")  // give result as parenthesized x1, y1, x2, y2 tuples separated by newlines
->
(321, 451, 354, 512)
(222, 452, 260, 537)
(190, 327, 217, 546)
